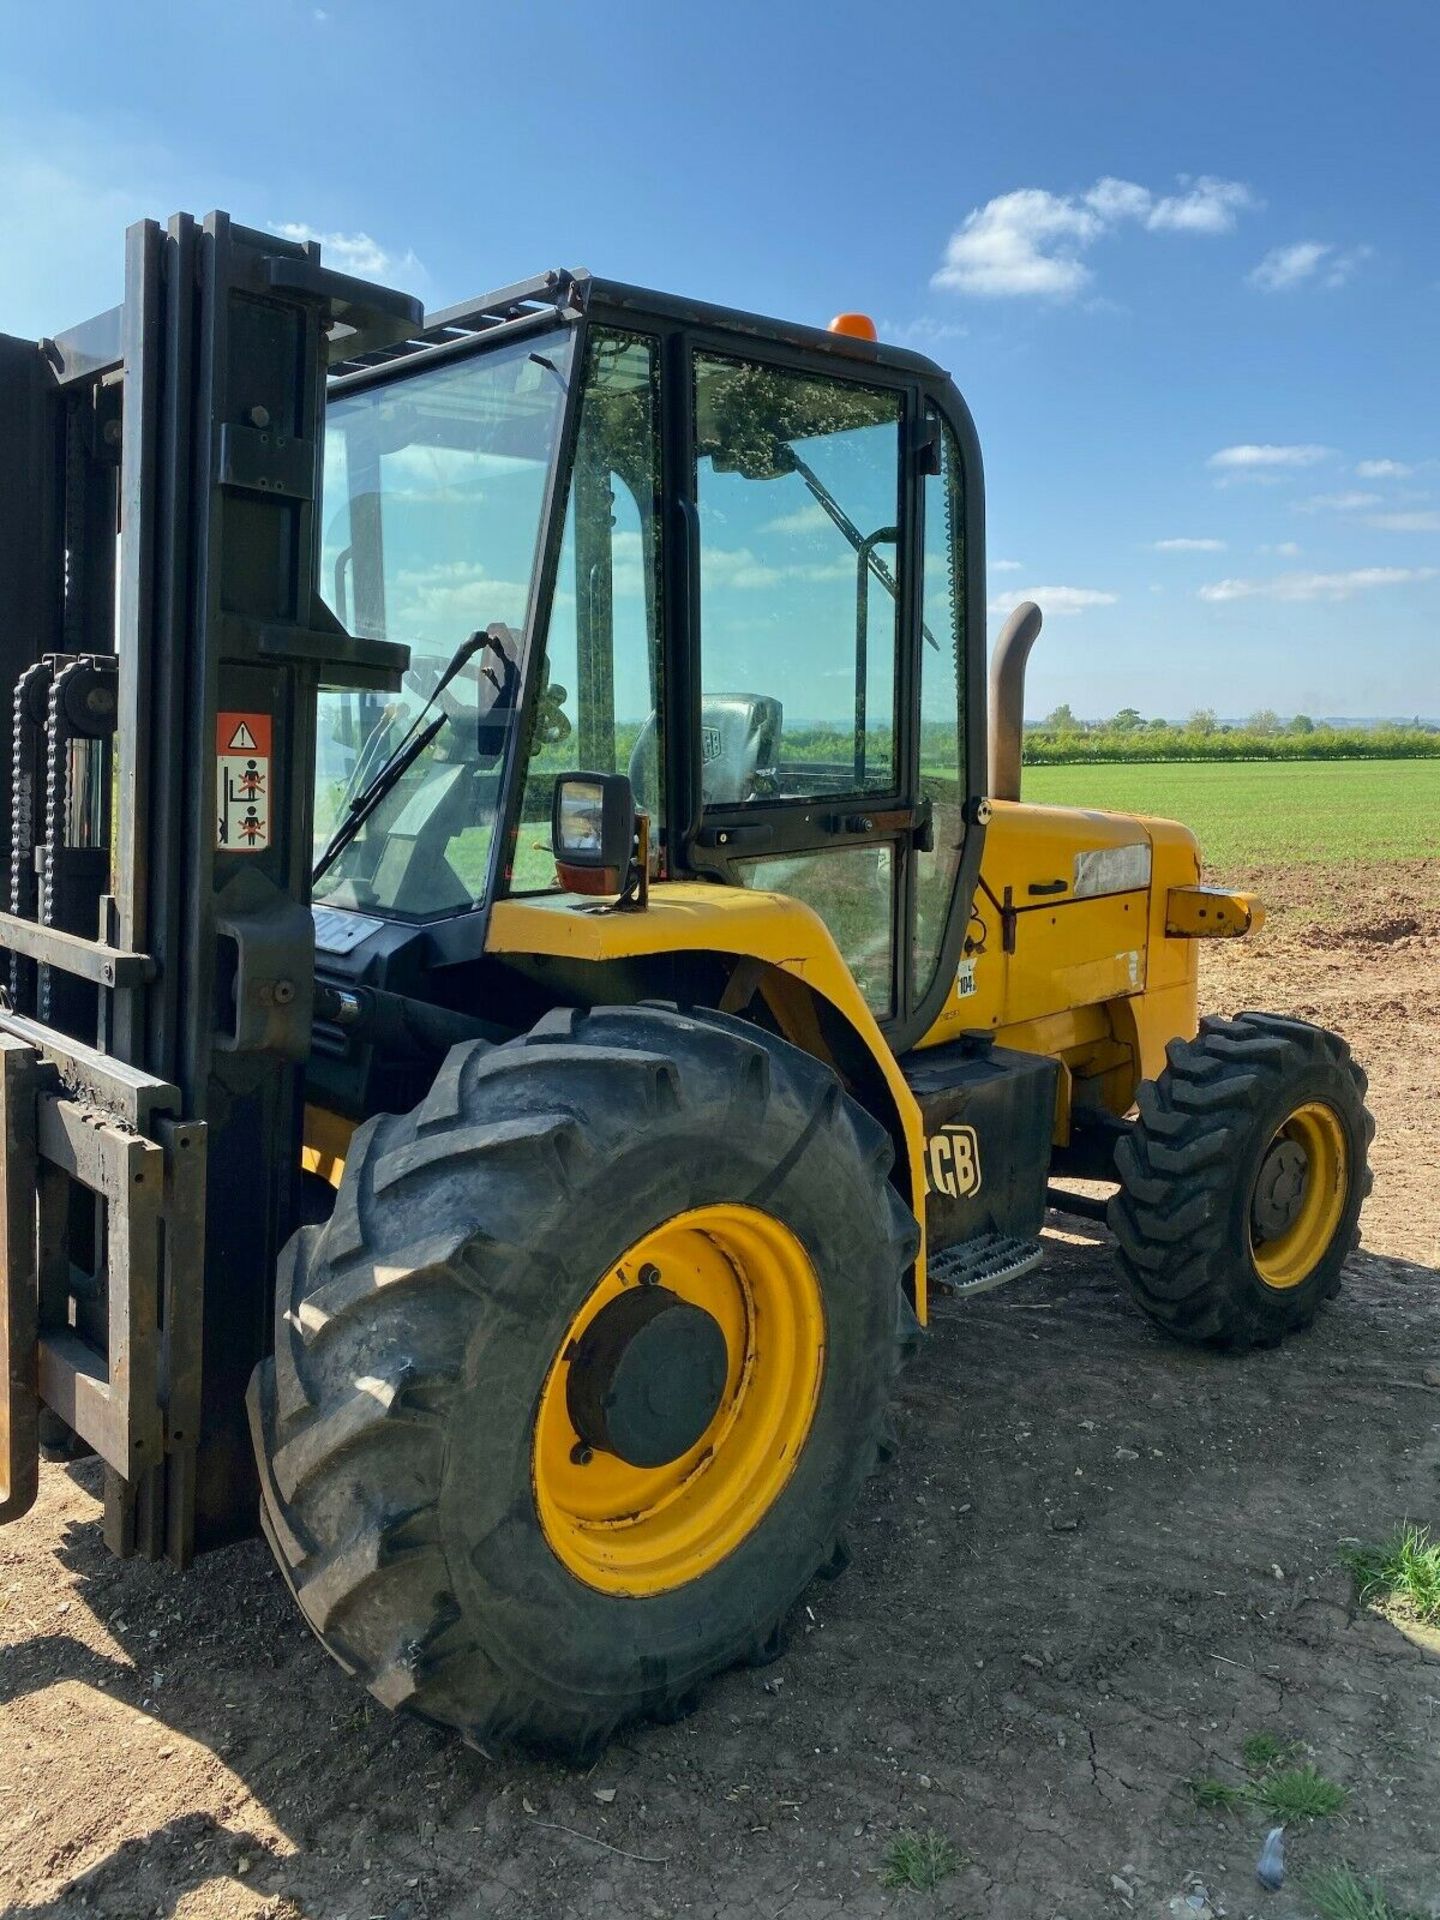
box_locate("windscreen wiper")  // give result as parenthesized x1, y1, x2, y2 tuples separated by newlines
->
(312, 629, 490, 885)
(789, 451, 940, 651)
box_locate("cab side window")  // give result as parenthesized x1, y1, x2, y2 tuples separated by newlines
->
(692, 353, 906, 1018)
(693, 354, 902, 802)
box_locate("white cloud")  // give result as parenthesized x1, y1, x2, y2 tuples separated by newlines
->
(1152, 537, 1226, 552)
(1248, 240, 1369, 291)
(991, 558, 1023, 572)
(1145, 175, 1257, 233)
(932, 173, 1255, 299)
(1248, 241, 1330, 292)
(760, 503, 832, 536)
(387, 560, 532, 633)
(1081, 177, 1151, 222)
(703, 548, 780, 591)
(989, 585, 1117, 617)
(878, 315, 970, 348)
(272, 222, 423, 285)
(1356, 459, 1414, 479)
(1262, 541, 1302, 557)
(933, 188, 1102, 299)
(1208, 443, 1332, 472)
(1199, 566, 1436, 604)
(703, 547, 856, 591)
(1299, 490, 1383, 512)
(1366, 510, 1440, 532)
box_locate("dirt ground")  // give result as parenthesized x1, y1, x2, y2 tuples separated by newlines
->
(2, 861, 1437, 1920)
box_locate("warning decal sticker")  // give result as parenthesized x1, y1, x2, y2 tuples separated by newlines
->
(217, 711, 273, 852)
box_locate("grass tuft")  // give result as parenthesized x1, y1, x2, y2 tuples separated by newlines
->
(1251, 1764, 1347, 1821)
(1305, 1863, 1426, 1920)
(1242, 1730, 1302, 1775)
(878, 1828, 962, 1892)
(1187, 1775, 1249, 1812)
(1340, 1523, 1440, 1625)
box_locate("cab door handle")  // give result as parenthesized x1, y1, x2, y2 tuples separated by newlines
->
(1027, 879, 1068, 896)
(693, 821, 774, 851)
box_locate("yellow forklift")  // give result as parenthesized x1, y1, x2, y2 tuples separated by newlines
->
(0, 215, 1372, 1752)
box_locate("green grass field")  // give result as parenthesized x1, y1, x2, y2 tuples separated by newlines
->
(1019, 758, 1440, 870)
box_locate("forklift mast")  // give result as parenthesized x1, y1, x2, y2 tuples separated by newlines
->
(0, 213, 419, 1560)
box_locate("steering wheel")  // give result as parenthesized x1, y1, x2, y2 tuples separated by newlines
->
(628, 692, 784, 810)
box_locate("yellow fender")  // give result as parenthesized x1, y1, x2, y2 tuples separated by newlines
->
(488, 888, 930, 1316)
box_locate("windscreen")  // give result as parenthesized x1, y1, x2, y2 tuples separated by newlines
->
(313, 327, 574, 917)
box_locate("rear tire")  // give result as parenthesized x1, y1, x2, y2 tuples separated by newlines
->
(1109, 1012, 1373, 1350)
(247, 1004, 918, 1753)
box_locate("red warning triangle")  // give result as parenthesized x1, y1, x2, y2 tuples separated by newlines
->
(228, 722, 258, 752)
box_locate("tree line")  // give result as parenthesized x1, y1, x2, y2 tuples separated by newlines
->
(1019, 707, 1440, 764)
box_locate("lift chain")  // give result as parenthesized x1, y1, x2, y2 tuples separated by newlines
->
(38, 656, 117, 1023)
(8, 658, 60, 1010)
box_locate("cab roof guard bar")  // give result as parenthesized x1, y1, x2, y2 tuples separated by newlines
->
(328, 268, 588, 382)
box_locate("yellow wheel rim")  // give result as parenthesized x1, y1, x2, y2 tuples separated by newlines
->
(533, 1204, 825, 1596)
(1249, 1101, 1348, 1291)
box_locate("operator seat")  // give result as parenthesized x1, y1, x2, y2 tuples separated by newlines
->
(628, 693, 783, 814)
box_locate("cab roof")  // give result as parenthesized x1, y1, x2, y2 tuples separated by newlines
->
(328, 268, 950, 389)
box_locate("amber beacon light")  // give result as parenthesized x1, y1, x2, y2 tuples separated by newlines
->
(827, 311, 878, 340)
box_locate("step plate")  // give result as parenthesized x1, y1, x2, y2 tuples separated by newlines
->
(928, 1231, 1044, 1300)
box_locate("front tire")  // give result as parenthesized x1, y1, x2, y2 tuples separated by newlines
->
(247, 1004, 918, 1752)
(1109, 1012, 1373, 1350)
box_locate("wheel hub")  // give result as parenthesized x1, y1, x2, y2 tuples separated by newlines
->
(566, 1284, 729, 1468)
(1252, 1136, 1311, 1241)
(534, 1203, 825, 1595)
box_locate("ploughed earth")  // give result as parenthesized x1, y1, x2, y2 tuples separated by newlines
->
(1, 860, 1436, 1919)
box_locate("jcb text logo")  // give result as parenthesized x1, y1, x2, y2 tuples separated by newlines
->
(926, 1123, 982, 1201)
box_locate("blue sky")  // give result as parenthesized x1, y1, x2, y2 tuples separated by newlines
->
(2, 0, 1435, 719)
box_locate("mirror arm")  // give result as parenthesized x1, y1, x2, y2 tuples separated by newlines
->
(615, 811, 651, 913)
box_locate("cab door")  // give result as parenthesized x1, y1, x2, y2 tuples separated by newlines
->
(683, 346, 919, 1024)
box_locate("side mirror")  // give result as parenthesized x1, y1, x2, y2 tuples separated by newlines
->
(552, 772, 638, 897)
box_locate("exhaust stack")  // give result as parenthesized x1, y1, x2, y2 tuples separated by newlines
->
(987, 600, 1043, 802)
